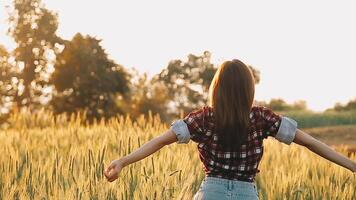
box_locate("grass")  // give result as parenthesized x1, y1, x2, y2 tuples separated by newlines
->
(0, 110, 355, 199)
(282, 110, 356, 128)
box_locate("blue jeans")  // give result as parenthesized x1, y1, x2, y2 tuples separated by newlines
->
(193, 177, 259, 200)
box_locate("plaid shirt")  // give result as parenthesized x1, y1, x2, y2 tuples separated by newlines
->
(170, 105, 297, 182)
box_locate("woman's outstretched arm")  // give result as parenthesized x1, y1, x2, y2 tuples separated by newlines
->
(104, 130, 178, 182)
(293, 129, 356, 173)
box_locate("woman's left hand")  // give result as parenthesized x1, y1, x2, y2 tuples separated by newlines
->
(104, 159, 124, 182)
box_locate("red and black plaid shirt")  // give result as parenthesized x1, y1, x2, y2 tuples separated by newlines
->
(173, 105, 286, 182)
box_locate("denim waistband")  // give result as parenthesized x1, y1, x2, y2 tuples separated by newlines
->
(203, 176, 256, 189)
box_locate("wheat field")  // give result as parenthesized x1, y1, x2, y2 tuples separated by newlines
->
(0, 110, 355, 200)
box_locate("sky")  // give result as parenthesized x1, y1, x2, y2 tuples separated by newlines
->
(1, 0, 356, 111)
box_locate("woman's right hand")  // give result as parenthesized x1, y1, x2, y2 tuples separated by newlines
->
(104, 159, 124, 182)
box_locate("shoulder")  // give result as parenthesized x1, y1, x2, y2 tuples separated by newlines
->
(250, 105, 279, 118)
(250, 105, 265, 116)
(185, 105, 213, 119)
(187, 105, 213, 115)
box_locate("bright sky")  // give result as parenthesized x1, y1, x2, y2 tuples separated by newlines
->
(1, 0, 356, 111)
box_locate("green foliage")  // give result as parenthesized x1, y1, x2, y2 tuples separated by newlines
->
(115, 52, 262, 123)
(154, 51, 215, 115)
(2, 0, 265, 121)
(281, 110, 356, 128)
(3, 0, 354, 126)
(50, 33, 131, 120)
(257, 98, 308, 112)
(154, 51, 261, 117)
(256, 99, 356, 128)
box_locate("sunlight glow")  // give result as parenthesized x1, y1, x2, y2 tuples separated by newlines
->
(1, 0, 356, 111)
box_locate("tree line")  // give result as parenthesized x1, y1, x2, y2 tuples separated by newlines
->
(0, 0, 354, 125)
(0, 0, 261, 123)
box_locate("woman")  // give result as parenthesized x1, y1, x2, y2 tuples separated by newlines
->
(104, 59, 356, 199)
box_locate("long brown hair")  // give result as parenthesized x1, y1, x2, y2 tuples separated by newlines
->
(208, 59, 255, 151)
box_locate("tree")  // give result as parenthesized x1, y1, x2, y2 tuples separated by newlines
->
(50, 33, 131, 120)
(153, 51, 213, 115)
(333, 99, 356, 111)
(128, 70, 170, 121)
(293, 100, 308, 110)
(0, 45, 21, 125)
(268, 98, 290, 111)
(0, 46, 15, 113)
(154, 51, 261, 116)
(257, 98, 308, 111)
(7, 0, 63, 108)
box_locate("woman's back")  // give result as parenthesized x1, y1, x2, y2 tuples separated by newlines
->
(171, 105, 298, 182)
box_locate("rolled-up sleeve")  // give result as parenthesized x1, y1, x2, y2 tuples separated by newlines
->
(274, 116, 297, 145)
(170, 106, 209, 144)
(260, 106, 298, 145)
(170, 119, 191, 144)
